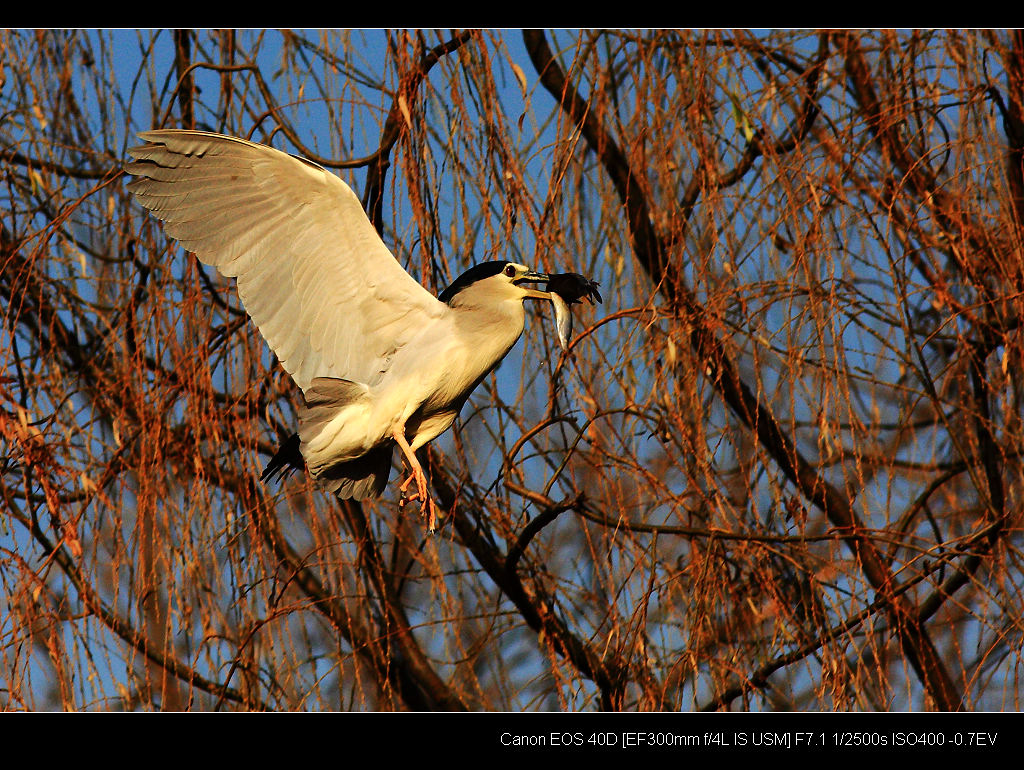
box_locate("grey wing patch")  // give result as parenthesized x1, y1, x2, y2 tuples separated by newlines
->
(297, 377, 369, 446)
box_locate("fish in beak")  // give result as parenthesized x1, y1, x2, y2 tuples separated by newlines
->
(543, 272, 602, 350)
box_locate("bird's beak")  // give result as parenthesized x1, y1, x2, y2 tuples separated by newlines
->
(516, 270, 552, 300)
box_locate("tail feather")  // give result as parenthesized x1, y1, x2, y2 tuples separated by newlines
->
(320, 444, 393, 500)
(261, 432, 303, 483)
(260, 377, 392, 501)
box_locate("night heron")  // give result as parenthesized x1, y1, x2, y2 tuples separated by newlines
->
(126, 129, 600, 528)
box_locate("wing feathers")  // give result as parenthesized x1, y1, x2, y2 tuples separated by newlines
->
(127, 129, 446, 392)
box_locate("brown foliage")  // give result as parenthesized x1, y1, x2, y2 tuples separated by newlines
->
(1, 29, 1023, 711)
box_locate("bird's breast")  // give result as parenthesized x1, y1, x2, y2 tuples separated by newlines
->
(380, 303, 526, 446)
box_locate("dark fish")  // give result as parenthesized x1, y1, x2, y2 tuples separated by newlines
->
(545, 273, 602, 350)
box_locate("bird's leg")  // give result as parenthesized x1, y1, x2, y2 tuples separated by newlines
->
(392, 426, 437, 531)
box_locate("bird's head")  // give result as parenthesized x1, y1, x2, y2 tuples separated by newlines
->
(439, 261, 551, 307)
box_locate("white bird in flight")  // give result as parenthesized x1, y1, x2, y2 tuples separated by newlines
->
(126, 129, 600, 529)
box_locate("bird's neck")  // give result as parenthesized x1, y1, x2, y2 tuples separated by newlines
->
(451, 298, 527, 354)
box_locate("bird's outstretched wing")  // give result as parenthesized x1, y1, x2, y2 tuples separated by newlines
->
(126, 129, 445, 393)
